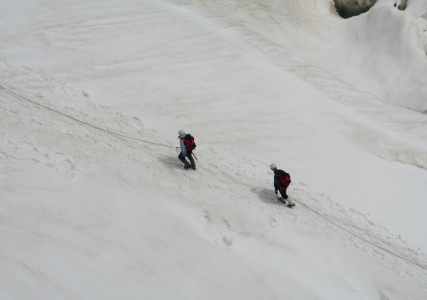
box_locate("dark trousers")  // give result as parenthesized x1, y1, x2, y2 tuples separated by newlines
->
(178, 151, 196, 170)
(276, 186, 288, 199)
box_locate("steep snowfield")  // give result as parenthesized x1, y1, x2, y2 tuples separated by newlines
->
(1, 0, 427, 299)
(322, 0, 427, 111)
(190, 0, 427, 111)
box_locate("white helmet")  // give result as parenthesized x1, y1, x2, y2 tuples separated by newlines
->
(178, 129, 186, 136)
(270, 163, 277, 170)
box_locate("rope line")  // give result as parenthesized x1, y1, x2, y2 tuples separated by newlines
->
(0, 84, 178, 149)
(2, 83, 426, 272)
(288, 196, 427, 271)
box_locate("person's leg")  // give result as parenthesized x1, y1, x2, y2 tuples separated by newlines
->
(187, 152, 196, 170)
(276, 188, 286, 203)
(178, 152, 190, 167)
(280, 186, 295, 206)
(279, 187, 288, 199)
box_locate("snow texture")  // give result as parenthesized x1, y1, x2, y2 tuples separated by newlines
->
(1, 0, 427, 299)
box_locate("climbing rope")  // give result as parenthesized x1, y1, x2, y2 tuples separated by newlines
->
(288, 196, 427, 271)
(2, 83, 425, 272)
(0, 84, 178, 150)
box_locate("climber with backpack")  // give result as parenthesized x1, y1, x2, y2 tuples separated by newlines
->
(270, 163, 295, 207)
(178, 129, 196, 170)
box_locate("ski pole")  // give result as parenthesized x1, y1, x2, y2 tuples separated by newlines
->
(192, 152, 198, 160)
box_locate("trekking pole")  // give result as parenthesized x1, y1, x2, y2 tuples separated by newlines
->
(192, 152, 198, 161)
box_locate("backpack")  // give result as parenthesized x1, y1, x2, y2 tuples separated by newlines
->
(184, 134, 196, 151)
(276, 170, 291, 186)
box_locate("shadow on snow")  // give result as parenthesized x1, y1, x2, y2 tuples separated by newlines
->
(158, 155, 183, 170)
(251, 187, 278, 205)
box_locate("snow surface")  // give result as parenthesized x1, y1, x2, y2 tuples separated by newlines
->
(407, 0, 427, 16)
(1, 0, 427, 299)
(190, 0, 427, 111)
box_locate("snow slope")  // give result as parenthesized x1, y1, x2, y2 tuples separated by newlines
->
(1, 0, 427, 299)
(189, 0, 427, 111)
(407, 0, 427, 16)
